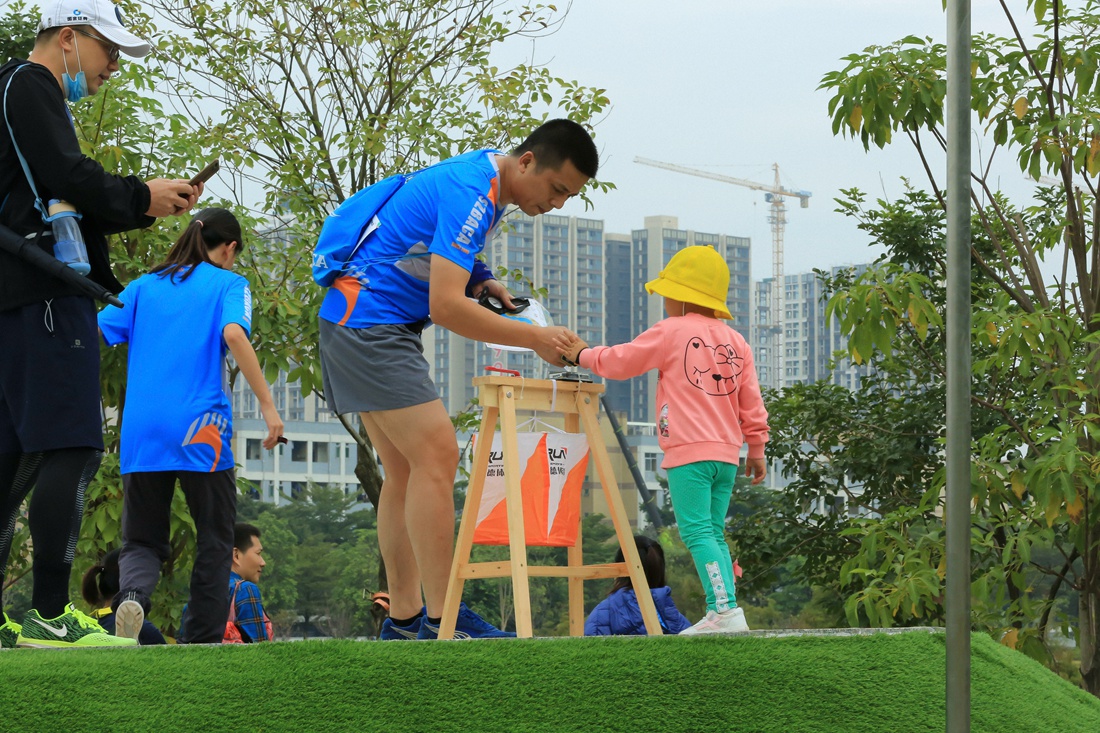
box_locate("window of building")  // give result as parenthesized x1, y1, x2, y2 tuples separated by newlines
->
(312, 442, 329, 463)
(644, 454, 657, 473)
(288, 385, 305, 421)
(246, 439, 261, 461)
(291, 440, 307, 462)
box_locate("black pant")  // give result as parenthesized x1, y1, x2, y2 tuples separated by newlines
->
(0, 448, 101, 618)
(115, 470, 236, 644)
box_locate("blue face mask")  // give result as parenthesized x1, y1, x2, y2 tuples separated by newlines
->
(61, 35, 88, 103)
(63, 70, 88, 103)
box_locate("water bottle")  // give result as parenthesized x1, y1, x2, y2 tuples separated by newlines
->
(47, 199, 90, 276)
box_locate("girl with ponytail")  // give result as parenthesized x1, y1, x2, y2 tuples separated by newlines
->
(98, 208, 284, 644)
(153, 207, 244, 282)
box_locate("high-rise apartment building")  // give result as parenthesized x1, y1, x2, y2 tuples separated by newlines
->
(602, 233, 634, 416)
(752, 264, 872, 391)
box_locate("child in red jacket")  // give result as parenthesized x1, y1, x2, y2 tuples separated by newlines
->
(557, 245, 768, 634)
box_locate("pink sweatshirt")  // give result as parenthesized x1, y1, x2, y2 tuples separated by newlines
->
(578, 313, 769, 469)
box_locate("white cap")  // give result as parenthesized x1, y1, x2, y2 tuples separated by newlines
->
(38, 1, 151, 58)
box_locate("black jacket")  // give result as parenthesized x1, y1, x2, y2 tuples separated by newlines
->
(0, 58, 153, 311)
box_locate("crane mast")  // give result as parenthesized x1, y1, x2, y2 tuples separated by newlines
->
(633, 157, 811, 389)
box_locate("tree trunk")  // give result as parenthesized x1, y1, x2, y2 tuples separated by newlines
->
(599, 396, 664, 530)
(1083, 528, 1100, 696)
(346, 419, 383, 510)
(347, 418, 388, 616)
(1082, 376, 1099, 696)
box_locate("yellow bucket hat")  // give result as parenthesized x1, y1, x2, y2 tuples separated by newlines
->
(644, 245, 732, 319)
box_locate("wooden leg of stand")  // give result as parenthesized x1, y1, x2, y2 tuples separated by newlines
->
(577, 394, 662, 635)
(439, 405, 498, 640)
(565, 411, 585, 636)
(567, 528, 585, 636)
(499, 387, 533, 638)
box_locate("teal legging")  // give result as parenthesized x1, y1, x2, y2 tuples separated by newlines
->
(667, 461, 738, 613)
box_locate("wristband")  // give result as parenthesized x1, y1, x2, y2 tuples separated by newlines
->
(560, 347, 586, 367)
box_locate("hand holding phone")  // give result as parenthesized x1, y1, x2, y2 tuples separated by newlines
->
(188, 159, 220, 186)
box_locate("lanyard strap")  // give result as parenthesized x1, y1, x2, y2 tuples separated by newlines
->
(3, 64, 49, 221)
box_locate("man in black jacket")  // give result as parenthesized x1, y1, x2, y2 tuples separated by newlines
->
(0, 0, 201, 648)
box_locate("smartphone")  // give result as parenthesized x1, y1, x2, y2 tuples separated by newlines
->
(188, 159, 220, 186)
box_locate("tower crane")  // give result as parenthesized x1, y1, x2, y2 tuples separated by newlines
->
(633, 157, 811, 388)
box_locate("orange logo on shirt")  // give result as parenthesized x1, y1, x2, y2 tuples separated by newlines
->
(333, 275, 361, 326)
(183, 414, 228, 472)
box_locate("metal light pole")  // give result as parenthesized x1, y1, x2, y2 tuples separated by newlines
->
(946, 1, 972, 730)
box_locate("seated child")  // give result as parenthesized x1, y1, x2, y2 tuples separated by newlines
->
(585, 535, 691, 636)
(81, 549, 167, 645)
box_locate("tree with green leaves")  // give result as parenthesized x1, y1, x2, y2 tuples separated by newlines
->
(247, 510, 299, 637)
(785, 0, 1100, 694)
(140, 0, 610, 510)
(325, 528, 383, 637)
(0, 0, 36, 62)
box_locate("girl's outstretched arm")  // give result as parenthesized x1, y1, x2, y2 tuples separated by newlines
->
(224, 323, 284, 449)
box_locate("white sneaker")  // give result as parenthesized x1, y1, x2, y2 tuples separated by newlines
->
(115, 599, 144, 641)
(679, 607, 750, 635)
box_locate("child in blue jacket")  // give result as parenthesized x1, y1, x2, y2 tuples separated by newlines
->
(585, 535, 691, 636)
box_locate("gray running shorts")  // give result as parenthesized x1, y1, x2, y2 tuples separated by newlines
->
(319, 318, 439, 415)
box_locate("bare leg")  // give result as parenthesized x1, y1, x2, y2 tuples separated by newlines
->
(361, 411, 419, 619)
(361, 400, 459, 619)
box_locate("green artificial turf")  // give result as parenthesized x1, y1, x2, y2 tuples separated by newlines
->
(3, 631, 1098, 732)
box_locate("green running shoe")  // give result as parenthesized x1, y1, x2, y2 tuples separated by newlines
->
(17, 603, 137, 648)
(0, 612, 21, 649)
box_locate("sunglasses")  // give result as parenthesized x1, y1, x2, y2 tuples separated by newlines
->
(74, 29, 121, 62)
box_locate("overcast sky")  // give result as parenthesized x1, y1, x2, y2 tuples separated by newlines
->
(500, 0, 1041, 279)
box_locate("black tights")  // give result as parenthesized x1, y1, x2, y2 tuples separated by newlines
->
(0, 448, 102, 619)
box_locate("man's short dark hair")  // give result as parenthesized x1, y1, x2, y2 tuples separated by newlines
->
(234, 522, 261, 552)
(35, 27, 63, 44)
(513, 119, 599, 179)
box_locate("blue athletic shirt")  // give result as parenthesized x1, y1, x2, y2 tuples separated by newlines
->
(318, 149, 505, 328)
(98, 262, 252, 473)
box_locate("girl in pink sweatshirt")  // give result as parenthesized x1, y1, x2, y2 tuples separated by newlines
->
(555, 245, 768, 635)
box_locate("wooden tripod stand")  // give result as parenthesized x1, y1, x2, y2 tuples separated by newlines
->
(438, 375, 662, 639)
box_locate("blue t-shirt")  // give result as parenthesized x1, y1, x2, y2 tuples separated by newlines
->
(318, 149, 505, 328)
(98, 263, 252, 473)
